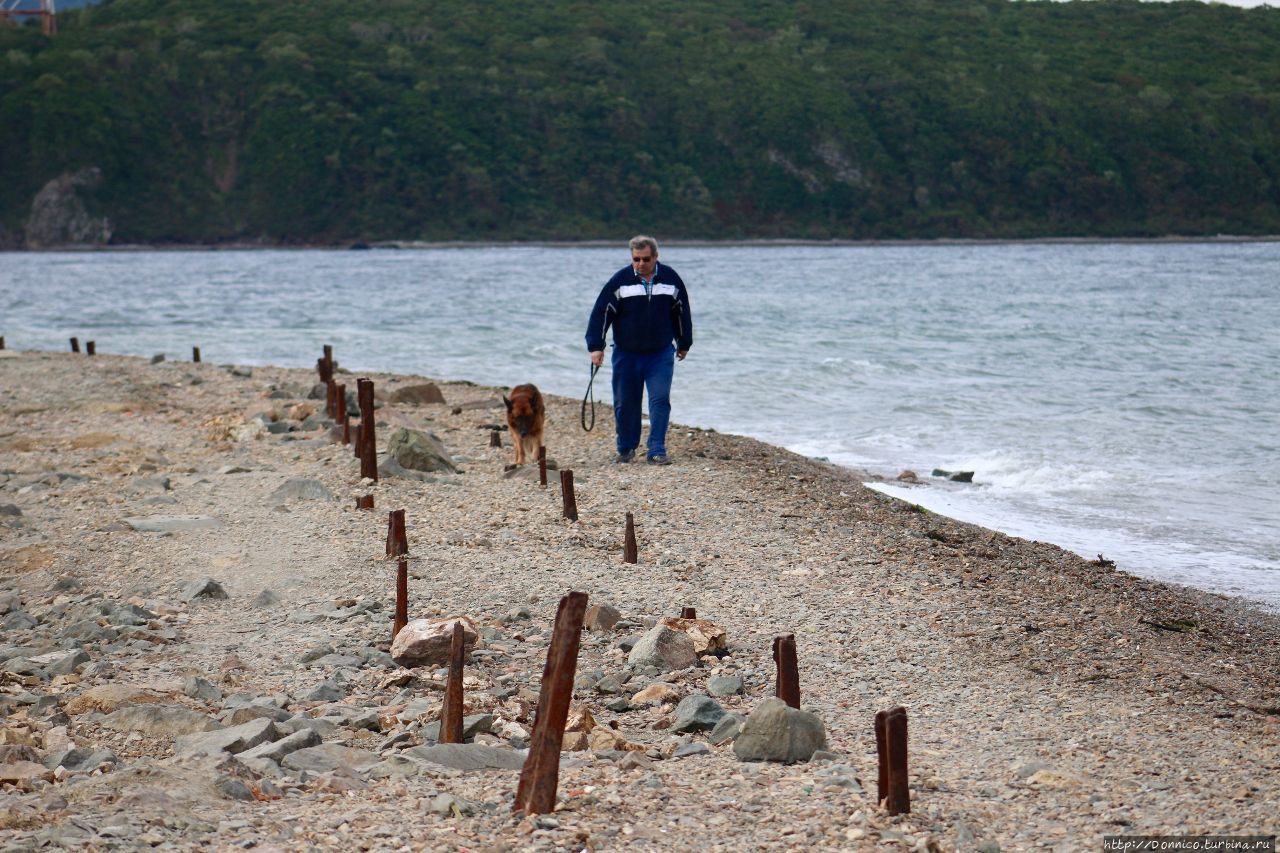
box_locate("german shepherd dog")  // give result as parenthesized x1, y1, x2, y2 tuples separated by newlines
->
(503, 384, 545, 465)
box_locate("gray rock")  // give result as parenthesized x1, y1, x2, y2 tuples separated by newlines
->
(627, 624, 697, 672)
(672, 742, 711, 758)
(584, 603, 622, 632)
(0, 504, 22, 517)
(366, 755, 427, 779)
(217, 777, 255, 801)
(281, 744, 381, 775)
(672, 694, 726, 733)
(123, 515, 223, 533)
(149, 353, 166, 365)
(180, 578, 228, 601)
(732, 697, 828, 764)
(102, 705, 222, 737)
(594, 674, 625, 694)
(269, 478, 332, 504)
(312, 653, 364, 669)
(304, 678, 348, 703)
(709, 713, 746, 745)
(173, 718, 278, 757)
(383, 427, 459, 474)
(707, 675, 743, 697)
(2, 611, 38, 631)
(421, 713, 493, 742)
(277, 716, 338, 738)
(60, 620, 117, 642)
(402, 743, 526, 771)
(251, 589, 280, 608)
(298, 642, 335, 664)
(28, 649, 88, 675)
(43, 746, 117, 772)
(237, 727, 321, 763)
(220, 704, 291, 725)
(183, 676, 223, 703)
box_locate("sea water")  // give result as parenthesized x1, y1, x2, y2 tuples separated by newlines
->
(2, 242, 1277, 607)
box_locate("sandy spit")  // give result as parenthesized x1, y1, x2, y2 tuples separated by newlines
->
(1, 351, 1277, 852)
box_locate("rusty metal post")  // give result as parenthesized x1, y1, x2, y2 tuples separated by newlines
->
(560, 470, 577, 521)
(393, 558, 408, 642)
(357, 378, 377, 481)
(356, 495, 374, 510)
(192, 346, 200, 363)
(0, 336, 5, 350)
(623, 512, 637, 564)
(335, 384, 348, 442)
(681, 607, 697, 619)
(886, 707, 910, 815)
(352, 423, 363, 459)
(489, 429, 501, 448)
(538, 445, 547, 488)
(439, 622, 466, 744)
(514, 591, 588, 815)
(69, 337, 79, 353)
(318, 346, 334, 384)
(386, 509, 407, 558)
(85, 341, 95, 356)
(325, 379, 337, 419)
(773, 634, 801, 708)
(875, 709, 889, 807)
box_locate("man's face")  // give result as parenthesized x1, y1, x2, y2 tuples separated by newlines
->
(631, 247, 657, 279)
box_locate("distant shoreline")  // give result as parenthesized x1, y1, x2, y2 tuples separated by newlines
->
(5, 234, 1280, 252)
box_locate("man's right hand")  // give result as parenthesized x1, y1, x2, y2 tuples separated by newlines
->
(590, 350, 604, 367)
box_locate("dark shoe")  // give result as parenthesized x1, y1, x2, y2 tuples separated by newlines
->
(646, 454, 670, 466)
(614, 449, 635, 464)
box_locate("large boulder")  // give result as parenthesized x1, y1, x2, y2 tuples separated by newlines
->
(391, 616, 478, 668)
(732, 697, 827, 764)
(388, 384, 446, 405)
(384, 428, 458, 474)
(627, 624, 697, 672)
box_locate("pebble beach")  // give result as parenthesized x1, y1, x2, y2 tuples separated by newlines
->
(1, 350, 1278, 851)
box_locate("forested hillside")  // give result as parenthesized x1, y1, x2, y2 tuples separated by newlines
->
(2, 0, 1278, 245)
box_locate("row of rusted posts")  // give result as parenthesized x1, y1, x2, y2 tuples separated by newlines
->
(313, 341, 912, 819)
(315, 345, 377, 480)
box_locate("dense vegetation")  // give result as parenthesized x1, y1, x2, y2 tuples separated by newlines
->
(2, 0, 1279, 244)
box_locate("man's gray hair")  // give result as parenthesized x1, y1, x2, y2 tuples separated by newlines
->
(628, 235, 659, 255)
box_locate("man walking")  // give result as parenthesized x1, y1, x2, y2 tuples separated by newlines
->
(586, 235, 693, 465)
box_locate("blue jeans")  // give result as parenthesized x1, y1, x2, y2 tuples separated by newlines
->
(611, 345, 675, 457)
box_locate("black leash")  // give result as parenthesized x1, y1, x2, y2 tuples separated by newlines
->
(581, 363, 600, 431)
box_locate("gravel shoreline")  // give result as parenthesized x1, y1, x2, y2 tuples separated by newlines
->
(2, 351, 1277, 851)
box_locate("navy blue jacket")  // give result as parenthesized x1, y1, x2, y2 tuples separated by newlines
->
(585, 263, 693, 355)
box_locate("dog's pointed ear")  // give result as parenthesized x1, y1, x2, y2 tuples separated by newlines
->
(502, 396, 512, 411)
